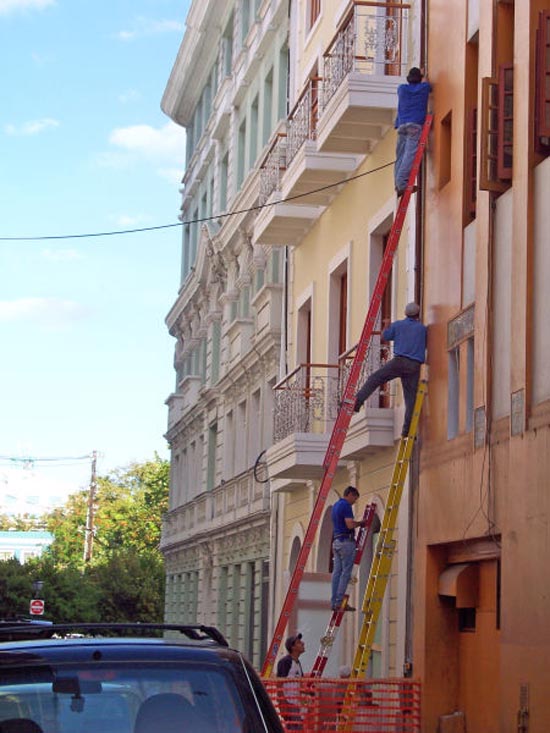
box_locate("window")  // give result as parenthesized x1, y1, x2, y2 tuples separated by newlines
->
(235, 401, 247, 474)
(181, 224, 191, 283)
(207, 422, 217, 491)
(535, 11, 550, 149)
(220, 152, 229, 212)
(278, 45, 289, 119)
(249, 95, 259, 167)
(241, 0, 251, 44)
(237, 118, 246, 188)
(222, 15, 234, 76)
(458, 607, 476, 632)
(263, 69, 273, 146)
(338, 272, 347, 357)
(447, 348, 459, 440)
(328, 261, 348, 363)
(465, 107, 478, 220)
(297, 298, 312, 365)
(466, 338, 474, 433)
(439, 110, 452, 189)
(191, 207, 199, 265)
(211, 320, 221, 384)
(497, 64, 513, 179)
(307, 0, 321, 32)
(224, 411, 235, 476)
(480, 66, 513, 191)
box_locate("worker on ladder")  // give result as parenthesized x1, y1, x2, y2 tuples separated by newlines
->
(354, 303, 427, 437)
(331, 486, 370, 612)
(394, 67, 432, 197)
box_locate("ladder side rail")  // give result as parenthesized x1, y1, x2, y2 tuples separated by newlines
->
(351, 382, 427, 679)
(261, 118, 432, 678)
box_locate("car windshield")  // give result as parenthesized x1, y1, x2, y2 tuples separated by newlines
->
(0, 660, 251, 733)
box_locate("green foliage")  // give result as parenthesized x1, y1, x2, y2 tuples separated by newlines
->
(0, 559, 35, 618)
(0, 456, 169, 624)
(88, 551, 165, 623)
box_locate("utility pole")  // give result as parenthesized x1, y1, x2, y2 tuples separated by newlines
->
(83, 451, 97, 564)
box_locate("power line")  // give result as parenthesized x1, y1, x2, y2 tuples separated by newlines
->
(0, 454, 92, 464)
(0, 161, 395, 242)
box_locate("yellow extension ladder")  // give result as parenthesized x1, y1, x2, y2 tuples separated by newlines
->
(351, 379, 427, 679)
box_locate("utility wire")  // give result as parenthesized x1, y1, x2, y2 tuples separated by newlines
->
(0, 161, 395, 242)
(0, 454, 92, 463)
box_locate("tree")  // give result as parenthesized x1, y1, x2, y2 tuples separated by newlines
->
(44, 455, 169, 568)
(0, 456, 170, 623)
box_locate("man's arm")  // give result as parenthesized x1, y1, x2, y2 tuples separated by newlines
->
(382, 322, 395, 341)
(277, 656, 292, 678)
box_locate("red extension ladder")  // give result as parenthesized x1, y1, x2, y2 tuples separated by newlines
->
(261, 115, 433, 678)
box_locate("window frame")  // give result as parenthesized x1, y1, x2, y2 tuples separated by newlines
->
(479, 76, 507, 192)
(308, 0, 321, 31)
(536, 10, 550, 148)
(465, 107, 478, 220)
(497, 64, 513, 180)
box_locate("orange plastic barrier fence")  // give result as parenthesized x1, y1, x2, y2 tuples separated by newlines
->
(262, 677, 421, 733)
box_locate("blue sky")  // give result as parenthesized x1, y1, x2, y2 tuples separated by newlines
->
(0, 0, 190, 511)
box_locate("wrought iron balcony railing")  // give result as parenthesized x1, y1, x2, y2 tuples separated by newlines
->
(273, 336, 392, 442)
(273, 363, 340, 443)
(285, 76, 322, 167)
(322, 0, 410, 110)
(259, 133, 287, 205)
(338, 332, 393, 407)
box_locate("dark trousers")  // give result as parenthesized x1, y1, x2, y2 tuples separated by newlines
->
(355, 356, 421, 435)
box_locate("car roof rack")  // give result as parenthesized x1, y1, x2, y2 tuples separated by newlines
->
(0, 622, 229, 646)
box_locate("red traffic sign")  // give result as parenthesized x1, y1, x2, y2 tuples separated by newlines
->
(29, 599, 45, 616)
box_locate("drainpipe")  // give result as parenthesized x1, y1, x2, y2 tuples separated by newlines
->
(404, 0, 429, 680)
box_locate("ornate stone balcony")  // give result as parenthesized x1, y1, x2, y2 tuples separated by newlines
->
(160, 469, 270, 549)
(316, 1, 409, 154)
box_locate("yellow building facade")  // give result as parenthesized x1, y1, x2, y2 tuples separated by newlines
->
(259, 0, 426, 678)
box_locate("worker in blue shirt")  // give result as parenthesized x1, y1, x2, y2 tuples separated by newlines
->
(394, 67, 431, 196)
(331, 486, 368, 612)
(354, 303, 427, 436)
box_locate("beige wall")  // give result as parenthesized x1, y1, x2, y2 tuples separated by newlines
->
(417, 1, 550, 731)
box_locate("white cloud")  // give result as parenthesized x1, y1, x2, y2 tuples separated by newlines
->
(41, 248, 83, 262)
(118, 89, 141, 104)
(0, 0, 55, 14)
(0, 297, 90, 330)
(115, 17, 184, 42)
(109, 121, 185, 160)
(4, 118, 59, 136)
(95, 122, 185, 178)
(112, 214, 151, 228)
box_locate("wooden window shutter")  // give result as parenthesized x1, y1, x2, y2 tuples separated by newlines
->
(480, 77, 507, 192)
(466, 107, 478, 218)
(497, 64, 513, 179)
(537, 11, 550, 139)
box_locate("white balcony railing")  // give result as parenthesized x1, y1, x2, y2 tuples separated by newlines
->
(322, 1, 409, 110)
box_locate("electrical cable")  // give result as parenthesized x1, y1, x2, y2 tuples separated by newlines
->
(0, 161, 395, 242)
(0, 454, 92, 464)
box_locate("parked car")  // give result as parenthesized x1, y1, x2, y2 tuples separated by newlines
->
(0, 623, 284, 733)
